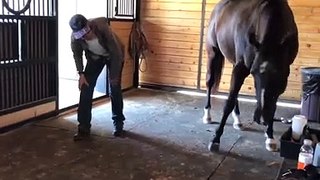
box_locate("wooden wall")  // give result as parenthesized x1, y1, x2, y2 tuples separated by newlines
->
(110, 21, 135, 90)
(286, 0, 320, 99)
(140, 0, 320, 101)
(139, 0, 203, 88)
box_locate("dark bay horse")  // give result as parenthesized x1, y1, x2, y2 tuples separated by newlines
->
(203, 0, 299, 152)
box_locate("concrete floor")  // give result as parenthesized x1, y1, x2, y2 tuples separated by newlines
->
(0, 88, 301, 180)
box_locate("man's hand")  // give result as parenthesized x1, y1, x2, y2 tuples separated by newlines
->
(78, 74, 89, 90)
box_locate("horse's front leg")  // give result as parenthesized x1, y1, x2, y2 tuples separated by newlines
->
(230, 65, 244, 130)
(209, 63, 249, 151)
(263, 95, 279, 152)
(253, 77, 264, 125)
(265, 119, 277, 151)
(209, 95, 237, 151)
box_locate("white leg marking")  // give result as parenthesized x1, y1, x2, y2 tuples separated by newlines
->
(203, 108, 213, 124)
(265, 138, 278, 152)
(232, 110, 244, 131)
(260, 88, 265, 124)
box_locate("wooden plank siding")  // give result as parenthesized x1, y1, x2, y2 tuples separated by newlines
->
(110, 21, 135, 90)
(140, 0, 320, 101)
(0, 102, 55, 128)
(139, 0, 203, 88)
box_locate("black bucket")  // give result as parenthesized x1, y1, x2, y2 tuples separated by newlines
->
(301, 67, 320, 122)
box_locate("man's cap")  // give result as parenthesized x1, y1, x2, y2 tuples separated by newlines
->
(69, 14, 90, 39)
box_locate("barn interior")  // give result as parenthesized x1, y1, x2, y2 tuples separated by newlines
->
(1, 0, 320, 179)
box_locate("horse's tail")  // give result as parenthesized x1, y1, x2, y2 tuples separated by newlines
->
(206, 3, 225, 93)
(212, 47, 224, 92)
(206, 44, 225, 93)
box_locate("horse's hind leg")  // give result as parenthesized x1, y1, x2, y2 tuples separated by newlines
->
(203, 46, 224, 124)
(209, 62, 249, 151)
(230, 64, 244, 130)
(231, 99, 244, 130)
(203, 71, 214, 124)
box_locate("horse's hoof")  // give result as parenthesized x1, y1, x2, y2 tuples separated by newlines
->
(203, 117, 213, 124)
(253, 118, 261, 125)
(233, 123, 245, 131)
(208, 141, 220, 152)
(265, 138, 278, 152)
(203, 108, 213, 124)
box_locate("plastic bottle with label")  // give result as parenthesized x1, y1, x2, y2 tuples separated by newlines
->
(297, 139, 314, 170)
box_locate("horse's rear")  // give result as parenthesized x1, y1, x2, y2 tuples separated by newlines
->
(203, 0, 299, 152)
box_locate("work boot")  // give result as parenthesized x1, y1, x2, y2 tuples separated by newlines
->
(73, 129, 90, 141)
(113, 121, 125, 137)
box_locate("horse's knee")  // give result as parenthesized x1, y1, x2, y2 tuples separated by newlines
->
(206, 74, 214, 87)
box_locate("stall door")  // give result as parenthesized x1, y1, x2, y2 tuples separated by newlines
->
(0, 0, 58, 128)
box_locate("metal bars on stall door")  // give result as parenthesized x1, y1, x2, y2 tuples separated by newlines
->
(0, 0, 57, 113)
(107, 0, 136, 19)
(0, 0, 55, 16)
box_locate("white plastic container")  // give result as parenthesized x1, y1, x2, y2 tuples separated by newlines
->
(291, 115, 308, 141)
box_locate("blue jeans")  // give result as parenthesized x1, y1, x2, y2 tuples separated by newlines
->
(77, 57, 125, 132)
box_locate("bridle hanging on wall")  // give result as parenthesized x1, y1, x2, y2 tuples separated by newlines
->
(128, 21, 149, 72)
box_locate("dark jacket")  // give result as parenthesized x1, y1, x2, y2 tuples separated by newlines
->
(70, 17, 125, 73)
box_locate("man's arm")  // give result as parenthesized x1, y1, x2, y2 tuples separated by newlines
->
(70, 37, 85, 73)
